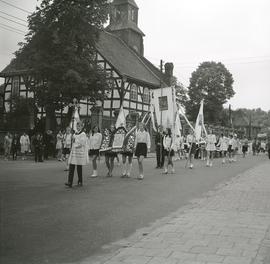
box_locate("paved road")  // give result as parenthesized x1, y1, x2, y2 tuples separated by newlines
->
(0, 154, 267, 264)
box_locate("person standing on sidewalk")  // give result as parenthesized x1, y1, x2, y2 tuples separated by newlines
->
(11, 133, 20, 160)
(20, 132, 30, 160)
(206, 128, 217, 167)
(4, 132, 12, 161)
(56, 130, 64, 161)
(89, 126, 102, 178)
(65, 121, 88, 188)
(134, 122, 151, 180)
(163, 128, 175, 174)
(155, 126, 164, 168)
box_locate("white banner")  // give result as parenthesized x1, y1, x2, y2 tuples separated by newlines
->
(151, 87, 176, 129)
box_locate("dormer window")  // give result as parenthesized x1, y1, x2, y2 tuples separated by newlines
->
(131, 8, 136, 22)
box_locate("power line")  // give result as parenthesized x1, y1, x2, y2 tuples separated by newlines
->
(0, 11, 27, 22)
(0, 0, 31, 14)
(0, 15, 28, 27)
(0, 25, 25, 35)
(0, 22, 26, 34)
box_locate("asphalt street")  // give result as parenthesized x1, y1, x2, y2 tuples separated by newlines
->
(0, 154, 267, 264)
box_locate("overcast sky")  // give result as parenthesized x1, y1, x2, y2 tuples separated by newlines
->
(0, 0, 269, 111)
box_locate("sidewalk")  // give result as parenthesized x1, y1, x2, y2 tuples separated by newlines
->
(83, 161, 270, 264)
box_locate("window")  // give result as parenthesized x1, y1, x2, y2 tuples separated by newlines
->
(143, 87, 150, 103)
(130, 84, 138, 101)
(12, 76, 20, 96)
(131, 9, 136, 22)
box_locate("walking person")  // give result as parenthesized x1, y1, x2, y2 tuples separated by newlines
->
(56, 130, 64, 161)
(266, 139, 270, 159)
(4, 132, 12, 160)
(134, 122, 151, 180)
(252, 138, 257, 156)
(104, 125, 117, 177)
(217, 133, 228, 164)
(65, 121, 88, 188)
(155, 125, 164, 168)
(174, 134, 182, 161)
(20, 132, 30, 160)
(121, 124, 135, 178)
(227, 134, 236, 162)
(163, 128, 175, 174)
(62, 127, 72, 171)
(186, 131, 197, 169)
(241, 136, 249, 158)
(11, 133, 20, 160)
(206, 128, 217, 167)
(89, 125, 102, 178)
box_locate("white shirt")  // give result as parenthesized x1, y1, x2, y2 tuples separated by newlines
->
(163, 136, 174, 150)
(89, 132, 102, 150)
(135, 130, 151, 149)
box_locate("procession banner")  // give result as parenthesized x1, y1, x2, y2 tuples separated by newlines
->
(115, 105, 126, 129)
(151, 87, 177, 129)
(194, 100, 204, 141)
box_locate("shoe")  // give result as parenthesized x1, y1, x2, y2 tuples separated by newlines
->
(120, 174, 127, 178)
(155, 166, 160, 169)
(189, 164, 193, 169)
(126, 173, 130, 178)
(91, 170, 98, 178)
(210, 162, 213, 167)
(77, 182, 83, 187)
(65, 183, 72, 188)
(162, 169, 168, 174)
(138, 174, 144, 180)
(171, 168, 175, 174)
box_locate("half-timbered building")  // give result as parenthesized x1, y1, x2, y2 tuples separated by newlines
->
(0, 0, 173, 131)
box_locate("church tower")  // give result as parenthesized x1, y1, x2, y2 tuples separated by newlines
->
(107, 0, 145, 56)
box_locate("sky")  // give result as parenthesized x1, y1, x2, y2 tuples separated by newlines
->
(0, 0, 270, 111)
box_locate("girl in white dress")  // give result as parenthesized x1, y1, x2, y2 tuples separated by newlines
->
(206, 129, 217, 167)
(89, 126, 102, 178)
(134, 122, 151, 180)
(217, 133, 228, 164)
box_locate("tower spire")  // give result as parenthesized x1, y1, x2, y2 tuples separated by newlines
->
(107, 0, 145, 55)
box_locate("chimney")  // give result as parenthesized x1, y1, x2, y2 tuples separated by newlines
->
(164, 62, 174, 86)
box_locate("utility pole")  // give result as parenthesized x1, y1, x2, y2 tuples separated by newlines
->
(160, 59, 164, 168)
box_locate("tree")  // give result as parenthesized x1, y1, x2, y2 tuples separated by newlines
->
(5, 95, 37, 130)
(185, 61, 234, 124)
(15, 0, 110, 129)
(171, 76, 188, 107)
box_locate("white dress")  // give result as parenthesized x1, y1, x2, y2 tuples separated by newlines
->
(20, 135, 30, 153)
(219, 137, 228, 151)
(68, 132, 89, 165)
(206, 134, 217, 151)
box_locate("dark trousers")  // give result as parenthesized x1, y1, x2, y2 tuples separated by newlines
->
(12, 149, 18, 160)
(268, 149, 270, 159)
(35, 148, 43, 162)
(68, 164, 82, 186)
(156, 145, 164, 167)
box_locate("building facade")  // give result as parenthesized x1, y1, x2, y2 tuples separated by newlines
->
(0, 0, 172, 132)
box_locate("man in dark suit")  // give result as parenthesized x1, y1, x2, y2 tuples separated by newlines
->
(155, 126, 164, 168)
